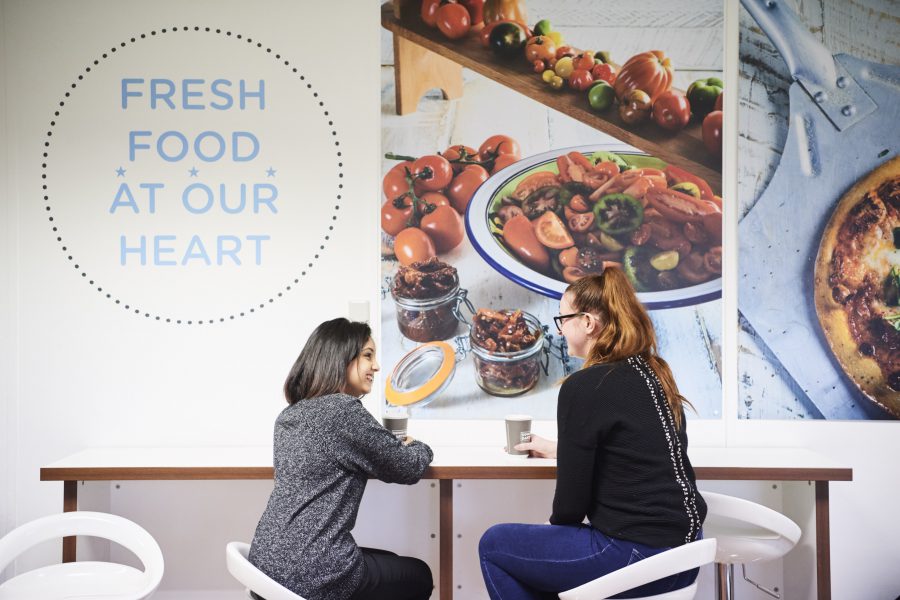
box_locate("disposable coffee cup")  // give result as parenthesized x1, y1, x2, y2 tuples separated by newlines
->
(505, 414, 532, 457)
(382, 408, 409, 441)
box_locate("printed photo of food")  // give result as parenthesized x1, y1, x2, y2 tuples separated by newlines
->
(737, 0, 898, 419)
(380, 0, 724, 419)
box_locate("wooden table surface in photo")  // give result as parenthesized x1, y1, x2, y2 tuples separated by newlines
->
(41, 445, 851, 600)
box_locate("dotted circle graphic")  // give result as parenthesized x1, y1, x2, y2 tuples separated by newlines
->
(43, 27, 343, 325)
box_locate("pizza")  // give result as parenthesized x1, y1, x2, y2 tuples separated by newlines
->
(814, 156, 900, 417)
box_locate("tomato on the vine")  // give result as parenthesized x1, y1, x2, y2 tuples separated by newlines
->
(394, 227, 436, 266)
(382, 161, 412, 201)
(420, 205, 465, 253)
(447, 164, 489, 213)
(478, 135, 521, 160)
(436, 3, 471, 40)
(491, 153, 519, 173)
(412, 155, 453, 191)
(381, 197, 413, 236)
(651, 90, 691, 131)
(442, 144, 478, 173)
(419, 191, 451, 208)
(702, 110, 723, 157)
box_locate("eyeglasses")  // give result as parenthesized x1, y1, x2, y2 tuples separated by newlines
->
(553, 312, 586, 331)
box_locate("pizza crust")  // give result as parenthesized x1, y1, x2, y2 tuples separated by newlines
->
(813, 156, 900, 417)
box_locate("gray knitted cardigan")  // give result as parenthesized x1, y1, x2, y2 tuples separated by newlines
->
(248, 393, 433, 600)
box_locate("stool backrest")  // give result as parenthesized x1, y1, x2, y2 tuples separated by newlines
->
(559, 538, 717, 600)
(0, 511, 164, 597)
(225, 542, 307, 600)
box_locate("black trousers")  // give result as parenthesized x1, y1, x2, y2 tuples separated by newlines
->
(251, 547, 433, 600)
(351, 547, 434, 600)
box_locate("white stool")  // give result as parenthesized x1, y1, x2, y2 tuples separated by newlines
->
(701, 491, 801, 600)
(559, 538, 717, 600)
(0, 511, 164, 600)
(225, 542, 307, 600)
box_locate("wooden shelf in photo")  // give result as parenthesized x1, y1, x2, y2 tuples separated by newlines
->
(381, 1, 722, 195)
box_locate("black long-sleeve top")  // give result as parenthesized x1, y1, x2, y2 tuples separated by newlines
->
(549, 355, 706, 548)
(249, 393, 433, 600)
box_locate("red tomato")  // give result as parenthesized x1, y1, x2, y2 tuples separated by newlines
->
(491, 152, 519, 173)
(567, 211, 595, 233)
(420, 205, 465, 253)
(412, 155, 453, 191)
(652, 90, 691, 131)
(558, 246, 580, 267)
(478, 135, 521, 160)
(447, 164, 489, 213)
(525, 36, 557, 62)
(555, 45, 575, 59)
(702, 110, 723, 157)
(714, 92, 723, 112)
(421, 0, 441, 27)
(568, 69, 594, 92)
(442, 144, 478, 173)
(502, 214, 550, 272)
(437, 3, 471, 40)
(394, 227, 436, 266)
(573, 51, 595, 71)
(590, 63, 616, 85)
(533, 211, 575, 249)
(664, 164, 715, 200)
(419, 191, 450, 208)
(382, 161, 412, 201)
(614, 50, 674, 102)
(381, 197, 412, 236)
(460, 0, 484, 25)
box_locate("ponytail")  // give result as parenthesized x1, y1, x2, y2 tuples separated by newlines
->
(566, 269, 693, 428)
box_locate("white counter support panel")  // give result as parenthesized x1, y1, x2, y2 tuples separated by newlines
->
(40, 446, 851, 600)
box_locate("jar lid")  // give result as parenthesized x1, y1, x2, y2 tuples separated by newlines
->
(385, 342, 456, 407)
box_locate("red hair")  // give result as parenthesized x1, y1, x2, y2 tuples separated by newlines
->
(566, 268, 693, 428)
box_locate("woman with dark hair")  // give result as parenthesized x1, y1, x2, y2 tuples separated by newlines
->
(478, 269, 707, 599)
(249, 318, 434, 600)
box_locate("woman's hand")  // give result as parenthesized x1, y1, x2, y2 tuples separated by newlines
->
(514, 434, 557, 458)
(402, 435, 415, 446)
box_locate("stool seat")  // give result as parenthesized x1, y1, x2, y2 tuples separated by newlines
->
(702, 515, 796, 564)
(0, 561, 150, 599)
(701, 491, 801, 600)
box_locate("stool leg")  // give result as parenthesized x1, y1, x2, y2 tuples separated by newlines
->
(715, 563, 735, 600)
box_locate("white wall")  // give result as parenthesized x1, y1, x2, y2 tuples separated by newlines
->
(2, 1, 899, 599)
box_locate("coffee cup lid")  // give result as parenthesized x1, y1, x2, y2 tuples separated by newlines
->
(385, 341, 456, 407)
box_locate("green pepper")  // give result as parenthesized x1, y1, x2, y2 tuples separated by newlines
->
(592, 193, 643, 235)
(686, 77, 724, 119)
(589, 150, 627, 170)
(622, 246, 654, 292)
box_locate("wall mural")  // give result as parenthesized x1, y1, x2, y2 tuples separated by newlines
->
(738, 0, 899, 420)
(43, 27, 343, 324)
(379, 0, 724, 420)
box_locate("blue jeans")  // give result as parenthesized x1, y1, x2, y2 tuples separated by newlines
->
(478, 523, 699, 600)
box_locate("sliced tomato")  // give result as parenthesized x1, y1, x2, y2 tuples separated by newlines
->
(567, 211, 595, 233)
(558, 246, 580, 267)
(533, 211, 575, 249)
(664, 165, 715, 200)
(502, 214, 550, 272)
(646, 187, 720, 223)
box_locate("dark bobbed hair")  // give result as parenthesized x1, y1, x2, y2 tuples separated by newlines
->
(283, 318, 372, 404)
(566, 268, 694, 428)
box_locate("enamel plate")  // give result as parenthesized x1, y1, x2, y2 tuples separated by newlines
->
(464, 144, 722, 309)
